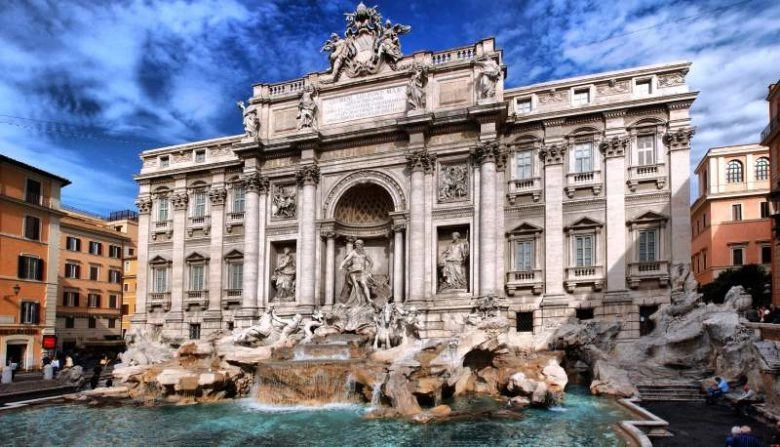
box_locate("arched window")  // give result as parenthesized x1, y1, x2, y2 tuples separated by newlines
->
(726, 160, 743, 183)
(755, 157, 769, 181)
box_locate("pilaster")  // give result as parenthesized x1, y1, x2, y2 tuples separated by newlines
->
(599, 135, 628, 292)
(663, 127, 695, 265)
(406, 150, 435, 302)
(133, 192, 152, 324)
(540, 142, 566, 299)
(296, 163, 320, 313)
(168, 176, 188, 324)
(206, 174, 227, 321)
(471, 140, 503, 296)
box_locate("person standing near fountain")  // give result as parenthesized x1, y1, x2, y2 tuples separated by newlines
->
(339, 239, 373, 306)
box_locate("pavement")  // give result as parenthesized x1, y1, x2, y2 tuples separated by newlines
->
(0, 371, 78, 405)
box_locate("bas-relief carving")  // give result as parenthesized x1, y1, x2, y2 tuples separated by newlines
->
(171, 151, 191, 164)
(658, 70, 687, 88)
(438, 163, 469, 202)
(272, 247, 296, 301)
(438, 232, 469, 292)
(271, 184, 297, 219)
(538, 90, 566, 104)
(237, 101, 260, 140)
(209, 145, 232, 157)
(476, 57, 501, 99)
(596, 79, 630, 96)
(321, 3, 410, 82)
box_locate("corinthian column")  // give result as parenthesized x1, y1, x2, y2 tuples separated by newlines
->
(296, 164, 320, 312)
(207, 184, 227, 314)
(169, 184, 189, 322)
(393, 223, 406, 302)
(663, 127, 695, 265)
(239, 171, 266, 325)
(133, 193, 153, 325)
(540, 143, 566, 298)
(472, 141, 503, 296)
(406, 151, 435, 302)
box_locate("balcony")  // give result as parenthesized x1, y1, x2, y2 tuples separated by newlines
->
(185, 290, 209, 308)
(627, 163, 666, 191)
(225, 212, 245, 233)
(627, 260, 670, 289)
(506, 177, 542, 204)
(565, 170, 602, 197)
(187, 215, 211, 236)
(761, 112, 780, 144)
(505, 270, 543, 295)
(564, 265, 604, 292)
(148, 292, 171, 311)
(151, 220, 173, 241)
(223, 289, 242, 309)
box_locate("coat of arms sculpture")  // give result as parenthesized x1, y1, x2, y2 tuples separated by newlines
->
(321, 2, 411, 82)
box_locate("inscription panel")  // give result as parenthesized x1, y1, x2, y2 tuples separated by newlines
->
(322, 86, 406, 124)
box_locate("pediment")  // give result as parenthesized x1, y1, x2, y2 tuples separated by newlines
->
(224, 249, 244, 259)
(565, 217, 603, 231)
(185, 252, 209, 262)
(629, 211, 668, 225)
(507, 222, 543, 236)
(149, 255, 170, 265)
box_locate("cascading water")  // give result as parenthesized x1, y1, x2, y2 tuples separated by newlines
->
(254, 360, 364, 405)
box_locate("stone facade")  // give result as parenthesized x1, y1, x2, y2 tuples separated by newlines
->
(133, 5, 696, 340)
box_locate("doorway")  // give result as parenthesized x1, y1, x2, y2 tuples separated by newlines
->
(6, 343, 26, 370)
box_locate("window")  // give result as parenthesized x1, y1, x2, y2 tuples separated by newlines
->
(152, 267, 168, 293)
(24, 216, 41, 240)
(121, 304, 129, 315)
(63, 292, 79, 307)
(65, 263, 80, 279)
(516, 98, 532, 113)
(762, 201, 771, 218)
(189, 323, 201, 340)
(516, 312, 533, 333)
(20, 301, 39, 324)
(227, 321, 235, 331)
(576, 308, 594, 321)
(756, 157, 770, 180)
(573, 88, 590, 105)
(636, 135, 655, 166)
(18, 256, 43, 280)
(88, 293, 101, 308)
(195, 150, 206, 162)
(703, 213, 707, 227)
(109, 245, 122, 258)
(65, 317, 75, 329)
(574, 235, 594, 267)
(123, 283, 129, 292)
(514, 240, 534, 271)
(108, 318, 117, 329)
(25, 178, 42, 204)
(108, 269, 122, 284)
(635, 79, 652, 95)
(732, 204, 742, 221)
(637, 229, 658, 262)
(157, 198, 169, 222)
(89, 266, 100, 281)
(189, 264, 205, 291)
(66, 236, 81, 251)
(232, 185, 246, 213)
(192, 191, 207, 218)
(703, 251, 707, 268)
(762, 245, 772, 264)
(573, 142, 592, 173)
(227, 262, 243, 290)
(515, 151, 533, 180)
(128, 248, 135, 256)
(732, 247, 744, 266)
(160, 156, 169, 168)
(89, 241, 103, 256)
(726, 160, 743, 183)
(88, 317, 97, 329)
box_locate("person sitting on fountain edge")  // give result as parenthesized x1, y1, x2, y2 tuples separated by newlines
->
(706, 377, 729, 404)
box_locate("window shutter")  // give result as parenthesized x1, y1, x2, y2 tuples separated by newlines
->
(36, 259, 44, 281)
(18, 256, 25, 279)
(76, 265, 81, 279)
(74, 293, 80, 307)
(76, 239, 81, 251)
(32, 303, 39, 324)
(96, 295, 101, 308)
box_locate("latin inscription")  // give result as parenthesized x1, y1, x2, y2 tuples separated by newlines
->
(322, 86, 406, 124)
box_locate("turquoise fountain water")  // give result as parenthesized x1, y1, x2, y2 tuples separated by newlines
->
(0, 386, 630, 446)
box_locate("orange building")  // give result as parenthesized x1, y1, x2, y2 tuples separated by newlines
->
(56, 209, 130, 353)
(765, 80, 780, 306)
(105, 211, 138, 336)
(0, 155, 70, 370)
(691, 144, 771, 286)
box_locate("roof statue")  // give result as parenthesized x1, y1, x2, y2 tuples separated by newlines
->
(321, 2, 411, 82)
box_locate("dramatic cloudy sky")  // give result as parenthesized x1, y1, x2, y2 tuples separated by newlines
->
(1, 0, 778, 214)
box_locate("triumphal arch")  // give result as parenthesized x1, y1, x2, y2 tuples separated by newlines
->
(133, 3, 696, 340)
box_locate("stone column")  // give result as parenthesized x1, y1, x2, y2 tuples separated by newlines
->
(406, 151, 435, 302)
(256, 186, 269, 311)
(238, 171, 264, 326)
(494, 151, 508, 294)
(168, 178, 189, 325)
(541, 144, 566, 298)
(599, 135, 629, 293)
(206, 181, 227, 319)
(296, 164, 320, 312)
(393, 223, 405, 302)
(472, 141, 502, 296)
(664, 127, 695, 265)
(133, 193, 153, 324)
(323, 230, 336, 306)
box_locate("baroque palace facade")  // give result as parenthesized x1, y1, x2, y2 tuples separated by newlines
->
(133, 4, 696, 340)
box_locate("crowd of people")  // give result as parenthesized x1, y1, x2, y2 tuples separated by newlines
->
(725, 422, 780, 446)
(745, 304, 780, 323)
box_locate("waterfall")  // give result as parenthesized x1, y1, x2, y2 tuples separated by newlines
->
(254, 360, 363, 405)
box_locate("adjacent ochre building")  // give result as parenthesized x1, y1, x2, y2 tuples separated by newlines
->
(132, 5, 696, 340)
(0, 155, 70, 370)
(56, 209, 130, 352)
(691, 144, 771, 286)
(106, 211, 139, 336)
(764, 80, 780, 306)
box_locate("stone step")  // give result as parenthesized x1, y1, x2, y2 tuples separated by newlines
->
(637, 384, 703, 401)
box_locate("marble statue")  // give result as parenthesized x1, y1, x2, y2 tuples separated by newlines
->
(321, 33, 354, 81)
(373, 302, 394, 350)
(297, 85, 318, 131)
(339, 239, 374, 306)
(438, 232, 469, 291)
(233, 307, 302, 346)
(375, 20, 411, 70)
(476, 57, 501, 99)
(272, 247, 296, 301)
(237, 101, 260, 139)
(439, 165, 468, 201)
(271, 185, 296, 218)
(407, 64, 427, 111)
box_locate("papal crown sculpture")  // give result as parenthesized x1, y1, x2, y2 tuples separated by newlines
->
(322, 2, 411, 81)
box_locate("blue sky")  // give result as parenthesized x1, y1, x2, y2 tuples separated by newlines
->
(1, 0, 778, 215)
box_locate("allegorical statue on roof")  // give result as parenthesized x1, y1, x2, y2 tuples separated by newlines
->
(321, 2, 411, 82)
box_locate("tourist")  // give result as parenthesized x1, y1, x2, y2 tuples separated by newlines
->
(51, 357, 60, 376)
(706, 377, 729, 403)
(9, 359, 18, 379)
(733, 384, 758, 415)
(732, 425, 762, 447)
(91, 365, 102, 389)
(727, 426, 742, 447)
